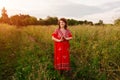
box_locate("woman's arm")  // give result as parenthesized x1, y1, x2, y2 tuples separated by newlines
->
(52, 36, 63, 42)
(64, 37, 72, 40)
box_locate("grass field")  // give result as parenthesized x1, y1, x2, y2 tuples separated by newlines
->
(0, 24, 120, 80)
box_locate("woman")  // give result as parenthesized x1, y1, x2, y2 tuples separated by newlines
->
(52, 18, 72, 75)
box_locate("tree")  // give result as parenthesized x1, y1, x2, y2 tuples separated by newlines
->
(114, 18, 120, 26)
(82, 20, 93, 25)
(39, 16, 58, 25)
(1, 7, 9, 23)
(9, 14, 38, 26)
(95, 20, 104, 26)
(99, 20, 104, 25)
(67, 19, 80, 25)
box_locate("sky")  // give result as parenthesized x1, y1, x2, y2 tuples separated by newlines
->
(0, 0, 120, 23)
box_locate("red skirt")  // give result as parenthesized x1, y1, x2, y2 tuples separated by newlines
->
(54, 40, 70, 70)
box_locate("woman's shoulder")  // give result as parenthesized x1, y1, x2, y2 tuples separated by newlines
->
(53, 28, 59, 33)
(66, 29, 71, 32)
(54, 28, 59, 32)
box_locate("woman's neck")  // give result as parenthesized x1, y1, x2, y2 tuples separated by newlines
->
(60, 28, 65, 30)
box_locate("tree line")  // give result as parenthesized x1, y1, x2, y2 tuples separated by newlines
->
(0, 7, 120, 26)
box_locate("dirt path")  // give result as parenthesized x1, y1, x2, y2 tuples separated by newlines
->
(27, 34, 46, 50)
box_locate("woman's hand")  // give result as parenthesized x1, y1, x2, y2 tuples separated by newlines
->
(52, 36, 61, 42)
(58, 36, 64, 42)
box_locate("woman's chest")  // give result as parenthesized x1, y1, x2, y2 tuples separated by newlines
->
(57, 30, 68, 37)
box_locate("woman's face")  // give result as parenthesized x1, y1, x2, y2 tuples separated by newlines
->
(59, 20, 65, 28)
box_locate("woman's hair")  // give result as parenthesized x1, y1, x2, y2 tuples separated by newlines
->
(58, 18, 67, 29)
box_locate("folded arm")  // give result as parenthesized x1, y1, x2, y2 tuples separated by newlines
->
(52, 36, 63, 42)
(64, 37, 72, 40)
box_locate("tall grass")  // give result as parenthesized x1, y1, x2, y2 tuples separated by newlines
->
(0, 24, 120, 80)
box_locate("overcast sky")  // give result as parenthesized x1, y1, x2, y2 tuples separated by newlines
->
(0, 0, 120, 23)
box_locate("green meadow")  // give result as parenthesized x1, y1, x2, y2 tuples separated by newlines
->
(0, 24, 120, 80)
